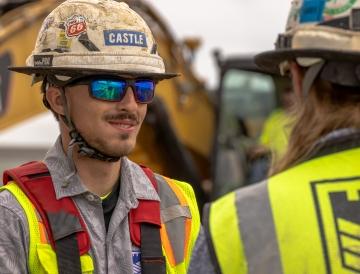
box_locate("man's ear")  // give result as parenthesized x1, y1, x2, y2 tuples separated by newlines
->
(289, 61, 304, 98)
(46, 86, 66, 116)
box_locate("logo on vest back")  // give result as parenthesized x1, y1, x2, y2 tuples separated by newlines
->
(311, 177, 360, 273)
(132, 251, 141, 274)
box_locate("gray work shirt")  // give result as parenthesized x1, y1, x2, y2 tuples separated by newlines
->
(0, 137, 160, 274)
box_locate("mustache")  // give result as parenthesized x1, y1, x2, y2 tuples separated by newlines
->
(104, 112, 140, 124)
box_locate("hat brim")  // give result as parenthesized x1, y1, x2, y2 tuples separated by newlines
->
(8, 66, 179, 80)
(255, 48, 360, 74)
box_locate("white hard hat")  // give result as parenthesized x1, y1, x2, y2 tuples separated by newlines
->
(9, 0, 177, 81)
(256, 0, 360, 74)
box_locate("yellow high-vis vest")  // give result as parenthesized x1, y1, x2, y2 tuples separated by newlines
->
(2, 162, 200, 274)
(206, 146, 360, 274)
(259, 108, 292, 158)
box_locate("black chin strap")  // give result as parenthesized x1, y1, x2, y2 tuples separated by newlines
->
(69, 130, 120, 162)
(59, 87, 120, 162)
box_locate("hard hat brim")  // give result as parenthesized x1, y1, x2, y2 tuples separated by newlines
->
(8, 66, 179, 80)
(255, 48, 360, 74)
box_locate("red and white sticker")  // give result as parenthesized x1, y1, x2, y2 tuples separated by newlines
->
(65, 14, 87, 38)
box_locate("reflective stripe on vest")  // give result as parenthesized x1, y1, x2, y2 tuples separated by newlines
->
(0, 182, 94, 274)
(207, 147, 360, 274)
(156, 174, 200, 273)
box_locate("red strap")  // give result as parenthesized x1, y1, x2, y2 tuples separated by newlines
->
(3, 162, 162, 250)
(3, 161, 90, 255)
(129, 165, 161, 247)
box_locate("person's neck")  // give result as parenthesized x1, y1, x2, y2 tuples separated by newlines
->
(60, 127, 121, 196)
(73, 151, 121, 197)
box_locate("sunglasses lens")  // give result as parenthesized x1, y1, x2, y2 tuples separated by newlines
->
(91, 79, 126, 101)
(135, 80, 155, 103)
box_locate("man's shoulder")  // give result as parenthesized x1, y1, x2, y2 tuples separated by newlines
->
(0, 184, 27, 223)
(154, 173, 196, 197)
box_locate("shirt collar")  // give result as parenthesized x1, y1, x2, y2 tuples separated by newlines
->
(120, 158, 160, 205)
(43, 136, 160, 203)
(315, 128, 360, 146)
(43, 136, 87, 199)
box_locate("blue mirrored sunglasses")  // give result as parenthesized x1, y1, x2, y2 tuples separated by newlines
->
(69, 77, 156, 104)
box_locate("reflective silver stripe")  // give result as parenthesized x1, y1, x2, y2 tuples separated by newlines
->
(234, 181, 283, 274)
(155, 174, 181, 209)
(161, 205, 191, 223)
(155, 174, 186, 264)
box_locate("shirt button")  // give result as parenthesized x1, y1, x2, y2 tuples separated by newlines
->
(86, 194, 95, 202)
(62, 180, 71, 188)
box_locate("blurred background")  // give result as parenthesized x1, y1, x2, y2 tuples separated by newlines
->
(152, 0, 291, 89)
(0, 0, 291, 208)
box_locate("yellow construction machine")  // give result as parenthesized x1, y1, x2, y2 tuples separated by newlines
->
(0, 0, 215, 205)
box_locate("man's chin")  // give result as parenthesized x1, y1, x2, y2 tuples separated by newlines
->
(102, 142, 136, 158)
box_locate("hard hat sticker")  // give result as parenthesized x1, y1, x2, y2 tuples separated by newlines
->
(132, 251, 142, 274)
(33, 55, 53, 67)
(325, 0, 357, 16)
(65, 15, 87, 38)
(104, 30, 147, 47)
(38, 17, 54, 45)
(299, 0, 326, 23)
(311, 177, 360, 273)
(57, 30, 72, 51)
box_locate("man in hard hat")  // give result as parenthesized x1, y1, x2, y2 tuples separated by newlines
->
(189, 1, 360, 273)
(0, 1, 200, 273)
(259, 85, 294, 158)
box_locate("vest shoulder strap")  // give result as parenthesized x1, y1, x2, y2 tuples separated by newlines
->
(135, 165, 166, 274)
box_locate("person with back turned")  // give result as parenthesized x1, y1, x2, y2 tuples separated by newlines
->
(189, 1, 360, 273)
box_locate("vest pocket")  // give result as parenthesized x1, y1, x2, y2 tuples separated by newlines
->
(36, 243, 94, 274)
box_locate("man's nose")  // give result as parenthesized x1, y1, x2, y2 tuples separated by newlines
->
(116, 86, 138, 110)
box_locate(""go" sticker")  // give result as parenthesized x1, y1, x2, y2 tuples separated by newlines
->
(65, 15, 87, 38)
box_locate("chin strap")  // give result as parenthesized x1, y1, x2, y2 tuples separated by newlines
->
(302, 60, 326, 97)
(68, 130, 120, 162)
(59, 87, 120, 163)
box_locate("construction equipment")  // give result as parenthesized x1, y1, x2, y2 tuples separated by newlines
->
(0, 0, 215, 206)
(211, 51, 291, 199)
(0, 0, 291, 206)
